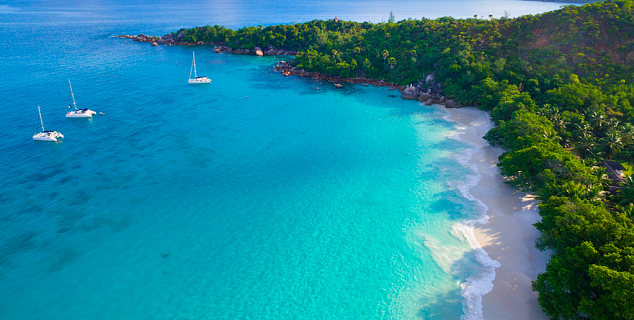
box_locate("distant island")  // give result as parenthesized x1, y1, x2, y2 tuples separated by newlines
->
(122, 1, 634, 318)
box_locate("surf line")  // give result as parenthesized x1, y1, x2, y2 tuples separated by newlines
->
(440, 105, 501, 320)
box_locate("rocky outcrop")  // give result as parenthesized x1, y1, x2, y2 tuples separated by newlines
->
(418, 92, 432, 102)
(445, 100, 458, 108)
(401, 85, 420, 100)
(157, 33, 176, 44)
(425, 98, 434, 105)
(274, 61, 402, 89)
(116, 34, 301, 57)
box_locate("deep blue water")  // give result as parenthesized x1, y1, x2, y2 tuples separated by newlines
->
(0, 1, 577, 319)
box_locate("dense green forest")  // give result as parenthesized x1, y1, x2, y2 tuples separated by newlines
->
(176, 1, 634, 318)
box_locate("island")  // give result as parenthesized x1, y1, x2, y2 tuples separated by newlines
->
(120, 1, 634, 318)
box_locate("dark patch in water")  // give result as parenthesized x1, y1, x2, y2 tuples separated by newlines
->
(58, 175, 77, 185)
(48, 248, 80, 273)
(56, 227, 70, 234)
(161, 253, 169, 258)
(0, 231, 39, 266)
(18, 203, 43, 215)
(30, 167, 64, 182)
(388, 94, 398, 98)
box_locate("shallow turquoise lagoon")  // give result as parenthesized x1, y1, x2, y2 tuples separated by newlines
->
(0, 1, 581, 319)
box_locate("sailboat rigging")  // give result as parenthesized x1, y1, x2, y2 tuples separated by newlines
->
(33, 106, 63, 142)
(66, 80, 96, 118)
(188, 52, 211, 84)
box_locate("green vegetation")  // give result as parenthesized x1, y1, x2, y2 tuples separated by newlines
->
(177, 1, 634, 318)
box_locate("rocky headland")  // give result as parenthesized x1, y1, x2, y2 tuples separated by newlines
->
(117, 31, 297, 56)
(274, 60, 458, 107)
(118, 31, 459, 108)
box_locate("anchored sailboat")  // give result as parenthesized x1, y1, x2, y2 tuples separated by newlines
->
(66, 80, 96, 118)
(188, 52, 211, 84)
(33, 106, 63, 142)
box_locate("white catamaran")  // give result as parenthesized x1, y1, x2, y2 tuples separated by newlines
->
(33, 106, 63, 142)
(66, 80, 96, 118)
(188, 52, 211, 84)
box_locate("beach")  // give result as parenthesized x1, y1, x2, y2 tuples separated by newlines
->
(443, 106, 551, 320)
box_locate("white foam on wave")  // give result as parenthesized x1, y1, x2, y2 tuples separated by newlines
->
(440, 106, 501, 320)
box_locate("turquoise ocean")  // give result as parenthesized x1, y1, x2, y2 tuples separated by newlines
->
(0, 1, 575, 319)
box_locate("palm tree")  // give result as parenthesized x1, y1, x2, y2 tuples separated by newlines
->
(573, 133, 596, 159)
(593, 166, 611, 191)
(617, 175, 634, 207)
(388, 57, 397, 70)
(600, 130, 624, 160)
(382, 50, 389, 63)
(617, 203, 634, 220)
(538, 180, 605, 201)
(619, 123, 634, 145)
(571, 122, 591, 143)
(588, 111, 607, 132)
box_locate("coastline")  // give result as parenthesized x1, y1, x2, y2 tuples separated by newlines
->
(441, 106, 550, 320)
(120, 34, 549, 318)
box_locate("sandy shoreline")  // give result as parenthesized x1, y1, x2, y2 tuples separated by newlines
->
(442, 106, 550, 320)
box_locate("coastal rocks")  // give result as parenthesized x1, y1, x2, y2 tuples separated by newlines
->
(418, 92, 432, 102)
(254, 47, 263, 56)
(335, 84, 343, 88)
(151, 42, 158, 46)
(425, 98, 434, 105)
(213, 47, 222, 53)
(274, 61, 401, 89)
(177, 31, 186, 39)
(401, 85, 420, 100)
(445, 100, 459, 108)
(157, 33, 175, 44)
(265, 44, 278, 55)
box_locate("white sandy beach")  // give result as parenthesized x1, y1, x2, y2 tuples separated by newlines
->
(443, 106, 551, 320)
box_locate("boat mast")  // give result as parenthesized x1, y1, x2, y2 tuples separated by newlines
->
(193, 52, 197, 78)
(189, 52, 194, 80)
(38, 106, 45, 132)
(69, 80, 78, 110)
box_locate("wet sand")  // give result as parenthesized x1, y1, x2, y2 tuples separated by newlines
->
(443, 106, 550, 320)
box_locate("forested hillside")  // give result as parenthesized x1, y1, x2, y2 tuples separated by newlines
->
(177, 1, 634, 318)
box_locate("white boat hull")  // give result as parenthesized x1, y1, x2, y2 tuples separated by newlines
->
(33, 132, 63, 142)
(188, 78, 211, 84)
(188, 53, 211, 84)
(66, 110, 95, 118)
